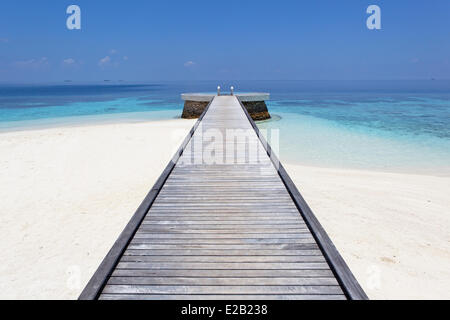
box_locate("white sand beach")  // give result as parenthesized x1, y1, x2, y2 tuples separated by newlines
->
(0, 119, 449, 299)
(0, 119, 196, 299)
(284, 164, 450, 300)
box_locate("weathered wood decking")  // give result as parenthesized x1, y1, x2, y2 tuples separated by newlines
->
(79, 95, 367, 300)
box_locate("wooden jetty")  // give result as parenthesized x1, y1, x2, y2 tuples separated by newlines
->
(79, 95, 368, 300)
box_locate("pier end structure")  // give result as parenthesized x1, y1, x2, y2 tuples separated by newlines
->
(181, 92, 271, 121)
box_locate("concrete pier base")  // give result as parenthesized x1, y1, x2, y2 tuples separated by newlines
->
(181, 93, 271, 121)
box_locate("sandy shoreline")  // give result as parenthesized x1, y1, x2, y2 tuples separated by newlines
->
(284, 164, 450, 299)
(0, 119, 449, 299)
(0, 119, 196, 299)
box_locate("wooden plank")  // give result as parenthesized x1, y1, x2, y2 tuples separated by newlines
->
(138, 224, 307, 230)
(133, 233, 312, 239)
(129, 238, 315, 245)
(120, 255, 325, 263)
(150, 201, 296, 205)
(144, 216, 301, 220)
(99, 294, 346, 300)
(111, 269, 335, 278)
(154, 198, 293, 201)
(102, 284, 343, 295)
(107, 277, 338, 286)
(135, 228, 309, 234)
(147, 209, 301, 214)
(126, 244, 320, 250)
(140, 220, 305, 226)
(116, 262, 330, 270)
(124, 249, 324, 256)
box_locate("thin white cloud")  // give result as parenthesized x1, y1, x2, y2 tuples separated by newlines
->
(184, 61, 195, 67)
(63, 58, 76, 65)
(13, 57, 49, 69)
(0, 38, 8, 43)
(98, 56, 111, 67)
(410, 58, 420, 64)
(99, 51, 124, 68)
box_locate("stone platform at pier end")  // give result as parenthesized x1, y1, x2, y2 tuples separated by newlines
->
(181, 92, 271, 120)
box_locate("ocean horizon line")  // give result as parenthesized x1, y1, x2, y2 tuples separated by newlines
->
(1, 79, 450, 85)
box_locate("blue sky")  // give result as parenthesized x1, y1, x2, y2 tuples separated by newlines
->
(0, 0, 449, 82)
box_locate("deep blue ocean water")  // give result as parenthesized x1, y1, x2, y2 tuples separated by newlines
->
(0, 80, 449, 175)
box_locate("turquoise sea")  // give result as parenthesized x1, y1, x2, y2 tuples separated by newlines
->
(0, 80, 449, 175)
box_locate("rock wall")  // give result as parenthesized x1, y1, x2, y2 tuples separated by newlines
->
(181, 101, 210, 119)
(181, 100, 270, 121)
(242, 101, 271, 121)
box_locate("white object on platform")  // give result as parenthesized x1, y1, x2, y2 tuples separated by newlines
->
(181, 92, 270, 102)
